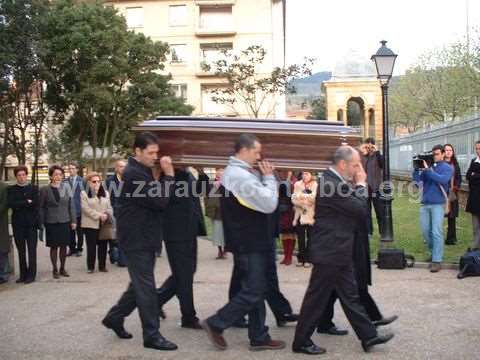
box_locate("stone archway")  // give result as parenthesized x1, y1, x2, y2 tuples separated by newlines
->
(346, 97, 365, 132)
(323, 78, 383, 144)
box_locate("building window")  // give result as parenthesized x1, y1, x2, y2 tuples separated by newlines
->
(126, 7, 144, 28)
(169, 5, 188, 27)
(200, 43, 232, 68)
(170, 44, 188, 63)
(199, 6, 233, 31)
(172, 84, 188, 100)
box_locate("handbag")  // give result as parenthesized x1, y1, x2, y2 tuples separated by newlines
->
(98, 215, 115, 240)
(438, 184, 451, 215)
(376, 248, 415, 269)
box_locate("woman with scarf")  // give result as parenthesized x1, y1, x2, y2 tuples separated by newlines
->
(291, 171, 317, 268)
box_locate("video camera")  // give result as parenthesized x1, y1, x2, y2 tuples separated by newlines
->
(412, 152, 434, 170)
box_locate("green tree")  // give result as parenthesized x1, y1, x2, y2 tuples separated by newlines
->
(42, 0, 193, 174)
(202, 45, 313, 118)
(0, 0, 50, 184)
(307, 96, 326, 120)
(390, 41, 479, 133)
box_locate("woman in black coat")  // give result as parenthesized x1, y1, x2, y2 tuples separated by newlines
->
(444, 144, 462, 245)
(466, 140, 480, 250)
(7, 166, 39, 284)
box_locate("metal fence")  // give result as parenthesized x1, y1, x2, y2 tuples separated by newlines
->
(390, 116, 480, 176)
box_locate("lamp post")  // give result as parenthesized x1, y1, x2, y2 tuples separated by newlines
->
(371, 40, 397, 243)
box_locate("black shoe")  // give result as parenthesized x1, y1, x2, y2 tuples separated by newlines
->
(276, 313, 299, 327)
(0, 278, 7, 284)
(293, 342, 327, 355)
(24, 278, 35, 284)
(362, 333, 394, 352)
(144, 336, 178, 351)
(102, 317, 133, 339)
(317, 325, 349, 336)
(16, 277, 25, 284)
(232, 319, 249, 328)
(181, 319, 202, 330)
(373, 315, 398, 327)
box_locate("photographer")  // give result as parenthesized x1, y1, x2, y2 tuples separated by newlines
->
(412, 145, 453, 273)
(359, 138, 384, 237)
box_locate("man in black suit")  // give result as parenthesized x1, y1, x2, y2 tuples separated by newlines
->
(316, 216, 398, 335)
(292, 146, 394, 355)
(105, 159, 127, 266)
(155, 168, 209, 329)
(102, 132, 177, 351)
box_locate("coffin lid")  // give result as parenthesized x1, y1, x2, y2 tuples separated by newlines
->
(134, 116, 359, 137)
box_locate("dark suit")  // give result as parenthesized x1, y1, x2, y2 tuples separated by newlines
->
(293, 169, 377, 349)
(7, 184, 39, 281)
(66, 176, 86, 253)
(318, 218, 382, 331)
(104, 157, 174, 342)
(155, 170, 208, 324)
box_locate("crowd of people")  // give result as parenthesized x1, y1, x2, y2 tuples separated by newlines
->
(0, 131, 479, 355)
(0, 161, 129, 284)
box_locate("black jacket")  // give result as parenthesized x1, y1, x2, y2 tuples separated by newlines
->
(220, 185, 272, 254)
(308, 169, 368, 265)
(105, 174, 121, 216)
(353, 218, 372, 288)
(162, 170, 207, 243)
(7, 184, 39, 228)
(466, 159, 480, 215)
(116, 157, 175, 252)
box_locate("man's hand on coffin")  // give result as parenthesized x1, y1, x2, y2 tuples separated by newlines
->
(258, 160, 274, 176)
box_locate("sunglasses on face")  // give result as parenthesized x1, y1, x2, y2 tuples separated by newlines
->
(91, 180, 101, 184)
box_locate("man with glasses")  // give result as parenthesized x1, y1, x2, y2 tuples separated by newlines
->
(413, 145, 453, 273)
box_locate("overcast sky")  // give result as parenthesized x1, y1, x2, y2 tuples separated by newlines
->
(286, 0, 480, 75)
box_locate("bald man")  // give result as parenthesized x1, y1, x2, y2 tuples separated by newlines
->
(292, 146, 394, 355)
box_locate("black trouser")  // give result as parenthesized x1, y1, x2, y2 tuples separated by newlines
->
(104, 250, 160, 342)
(70, 216, 84, 252)
(208, 252, 271, 344)
(12, 224, 37, 281)
(446, 216, 457, 243)
(156, 238, 197, 323)
(84, 228, 108, 271)
(229, 246, 293, 322)
(367, 193, 385, 236)
(295, 224, 311, 263)
(317, 286, 383, 331)
(293, 263, 377, 348)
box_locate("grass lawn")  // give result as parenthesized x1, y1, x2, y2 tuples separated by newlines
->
(369, 192, 472, 264)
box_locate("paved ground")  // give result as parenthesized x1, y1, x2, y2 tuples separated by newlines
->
(1, 239, 479, 360)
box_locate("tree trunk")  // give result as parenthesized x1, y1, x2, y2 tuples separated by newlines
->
(99, 115, 111, 178)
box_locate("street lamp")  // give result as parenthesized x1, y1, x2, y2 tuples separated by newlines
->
(371, 40, 397, 243)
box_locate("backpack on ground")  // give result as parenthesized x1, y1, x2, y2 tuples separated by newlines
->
(457, 249, 480, 279)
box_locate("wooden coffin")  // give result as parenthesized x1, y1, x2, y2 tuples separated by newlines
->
(133, 116, 362, 171)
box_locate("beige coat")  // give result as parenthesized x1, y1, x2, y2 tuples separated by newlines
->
(80, 191, 113, 230)
(291, 180, 317, 226)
